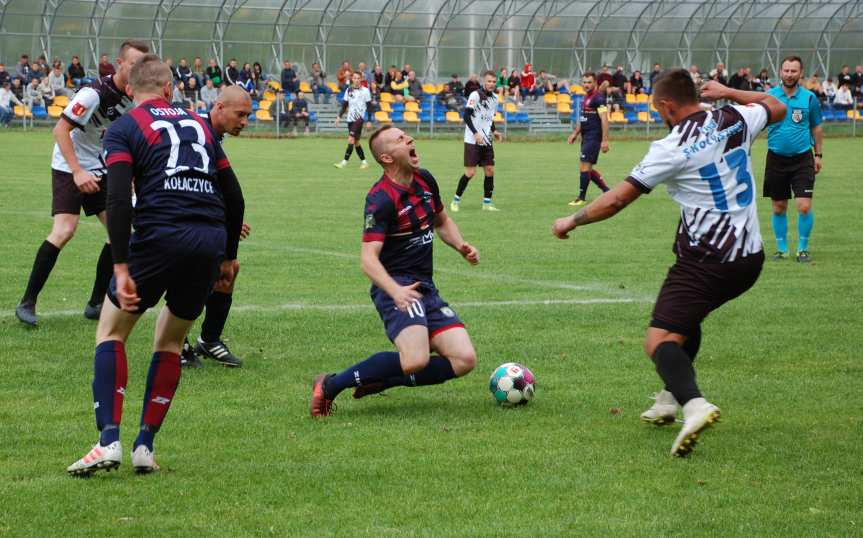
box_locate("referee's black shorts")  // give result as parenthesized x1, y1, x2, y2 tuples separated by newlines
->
(763, 150, 815, 200)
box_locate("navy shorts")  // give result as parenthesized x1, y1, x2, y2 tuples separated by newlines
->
(371, 276, 465, 342)
(580, 137, 601, 164)
(107, 225, 226, 320)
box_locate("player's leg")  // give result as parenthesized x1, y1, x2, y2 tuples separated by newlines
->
(195, 261, 242, 367)
(335, 133, 357, 168)
(84, 208, 113, 321)
(792, 158, 815, 262)
(571, 161, 592, 206)
(354, 129, 369, 169)
(481, 163, 499, 211)
(589, 169, 610, 192)
(771, 199, 789, 259)
(451, 147, 477, 210)
(764, 151, 791, 259)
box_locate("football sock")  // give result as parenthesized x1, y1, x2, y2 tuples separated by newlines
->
(88, 242, 113, 306)
(483, 197, 492, 205)
(22, 240, 60, 303)
(590, 170, 610, 192)
(344, 144, 354, 161)
(355, 144, 366, 161)
(452, 194, 461, 202)
(772, 212, 788, 253)
(201, 291, 232, 343)
(483, 175, 494, 199)
(652, 341, 701, 406)
(578, 171, 590, 200)
(137, 351, 181, 449)
(797, 210, 813, 252)
(455, 174, 471, 197)
(92, 340, 128, 446)
(383, 355, 456, 388)
(324, 351, 403, 399)
(682, 326, 702, 363)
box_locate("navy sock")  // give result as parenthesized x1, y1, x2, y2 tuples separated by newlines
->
(456, 174, 471, 197)
(344, 144, 354, 161)
(578, 171, 590, 200)
(652, 342, 701, 406)
(22, 240, 60, 303)
(324, 351, 403, 399)
(384, 355, 456, 389)
(355, 144, 366, 161)
(201, 291, 232, 343)
(89, 242, 113, 306)
(92, 340, 128, 446)
(135, 425, 155, 452)
(483, 175, 494, 199)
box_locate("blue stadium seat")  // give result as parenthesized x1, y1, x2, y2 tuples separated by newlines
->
(390, 111, 404, 122)
(32, 106, 48, 119)
(248, 113, 256, 121)
(309, 112, 317, 122)
(251, 101, 259, 111)
(625, 112, 638, 123)
(419, 112, 431, 122)
(391, 102, 405, 112)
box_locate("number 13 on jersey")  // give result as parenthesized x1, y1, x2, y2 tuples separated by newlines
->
(698, 147, 754, 210)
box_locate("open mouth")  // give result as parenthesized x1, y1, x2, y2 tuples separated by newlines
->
(409, 148, 417, 158)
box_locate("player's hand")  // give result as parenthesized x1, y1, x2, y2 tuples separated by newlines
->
(493, 131, 504, 143)
(334, 117, 340, 127)
(474, 132, 486, 145)
(459, 243, 480, 265)
(240, 222, 251, 240)
(814, 156, 822, 174)
(601, 140, 610, 153)
(699, 80, 727, 102)
(216, 259, 238, 291)
(552, 216, 576, 240)
(392, 281, 423, 312)
(567, 132, 578, 145)
(113, 264, 140, 312)
(73, 169, 101, 193)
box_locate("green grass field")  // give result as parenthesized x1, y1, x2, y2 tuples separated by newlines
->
(0, 131, 860, 536)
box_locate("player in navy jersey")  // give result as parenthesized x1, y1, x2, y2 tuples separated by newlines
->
(67, 55, 245, 476)
(566, 72, 610, 206)
(552, 69, 785, 456)
(310, 125, 480, 417)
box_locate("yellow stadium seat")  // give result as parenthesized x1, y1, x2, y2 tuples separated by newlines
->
(14, 105, 32, 118)
(625, 94, 637, 104)
(636, 93, 649, 104)
(610, 111, 627, 123)
(326, 82, 339, 93)
(268, 81, 281, 91)
(380, 101, 393, 113)
(375, 110, 392, 123)
(556, 103, 572, 114)
(404, 111, 419, 123)
(405, 101, 420, 113)
(494, 112, 504, 123)
(852, 110, 863, 120)
(53, 95, 69, 107)
(263, 90, 276, 101)
(543, 93, 557, 105)
(256, 109, 273, 121)
(445, 111, 461, 124)
(422, 83, 436, 94)
(637, 111, 654, 123)
(570, 84, 583, 93)
(556, 93, 571, 103)
(435, 83, 445, 94)
(259, 99, 272, 111)
(504, 102, 518, 113)
(299, 81, 312, 93)
(380, 92, 394, 103)
(48, 105, 63, 118)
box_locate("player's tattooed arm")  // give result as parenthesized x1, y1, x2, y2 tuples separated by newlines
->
(552, 180, 643, 239)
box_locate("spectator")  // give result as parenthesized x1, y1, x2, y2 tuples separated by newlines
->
(406, 70, 422, 102)
(0, 80, 23, 125)
(520, 63, 538, 101)
(367, 81, 381, 114)
(596, 65, 613, 88)
(38, 76, 54, 105)
(287, 90, 310, 135)
(647, 63, 662, 88)
(25, 77, 43, 107)
(833, 83, 853, 110)
(628, 70, 644, 94)
(165, 58, 179, 80)
(97, 54, 115, 78)
(200, 78, 219, 110)
(851, 65, 863, 99)
(507, 68, 520, 102)
(67, 56, 85, 87)
(496, 68, 508, 96)
(389, 70, 408, 102)
(372, 64, 384, 87)
(537, 70, 555, 94)
(172, 80, 186, 106)
(688, 65, 702, 85)
(224, 58, 240, 86)
(281, 60, 298, 94)
(0, 63, 11, 87)
(464, 73, 480, 97)
(837, 65, 852, 88)
(439, 83, 462, 113)
(357, 62, 371, 87)
(238, 63, 254, 93)
(401, 63, 411, 79)
(822, 77, 837, 104)
(192, 57, 204, 83)
(752, 68, 770, 92)
(16, 55, 33, 84)
(184, 76, 204, 110)
(728, 67, 751, 91)
(709, 62, 728, 85)
(252, 62, 266, 95)
(47, 65, 69, 98)
(337, 61, 353, 90)
(10, 78, 24, 100)
(309, 62, 331, 104)
(449, 73, 464, 97)
(206, 58, 223, 86)
(177, 58, 192, 85)
(804, 74, 823, 100)
(34, 55, 50, 79)
(383, 65, 398, 93)
(611, 65, 627, 94)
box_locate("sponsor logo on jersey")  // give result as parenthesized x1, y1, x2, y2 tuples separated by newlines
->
(365, 213, 376, 230)
(71, 102, 88, 117)
(398, 204, 413, 217)
(440, 306, 455, 318)
(682, 119, 744, 160)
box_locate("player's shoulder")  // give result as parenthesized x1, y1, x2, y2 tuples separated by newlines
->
(416, 168, 438, 188)
(366, 177, 395, 202)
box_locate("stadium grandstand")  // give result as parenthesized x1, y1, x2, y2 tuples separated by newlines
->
(1, 0, 862, 134)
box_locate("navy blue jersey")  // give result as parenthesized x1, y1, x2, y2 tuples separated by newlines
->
(579, 90, 607, 137)
(103, 98, 231, 232)
(362, 169, 444, 281)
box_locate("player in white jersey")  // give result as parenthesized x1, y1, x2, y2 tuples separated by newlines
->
(552, 69, 786, 457)
(450, 70, 503, 212)
(334, 71, 372, 170)
(15, 40, 148, 327)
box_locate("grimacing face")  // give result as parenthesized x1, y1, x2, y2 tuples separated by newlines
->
(377, 128, 419, 169)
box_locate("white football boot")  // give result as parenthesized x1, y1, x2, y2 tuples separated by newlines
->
(640, 389, 679, 426)
(671, 398, 721, 457)
(131, 445, 160, 474)
(67, 441, 122, 476)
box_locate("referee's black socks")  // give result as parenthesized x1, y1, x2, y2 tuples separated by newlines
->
(652, 342, 701, 406)
(201, 291, 233, 343)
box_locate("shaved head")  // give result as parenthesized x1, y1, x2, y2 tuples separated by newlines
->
(216, 85, 252, 107)
(369, 125, 397, 165)
(211, 85, 252, 136)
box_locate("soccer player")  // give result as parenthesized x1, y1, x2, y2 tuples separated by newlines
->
(310, 125, 479, 417)
(67, 55, 244, 476)
(566, 73, 611, 206)
(333, 71, 371, 170)
(180, 86, 252, 369)
(763, 56, 823, 263)
(15, 40, 148, 327)
(450, 70, 503, 212)
(552, 69, 786, 456)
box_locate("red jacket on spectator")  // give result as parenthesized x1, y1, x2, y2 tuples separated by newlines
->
(520, 65, 535, 89)
(98, 61, 115, 78)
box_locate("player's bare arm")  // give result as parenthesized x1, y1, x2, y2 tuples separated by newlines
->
(700, 81, 787, 125)
(552, 180, 642, 239)
(567, 124, 580, 144)
(812, 124, 823, 174)
(433, 210, 479, 265)
(53, 118, 100, 193)
(360, 240, 422, 311)
(600, 107, 610, 153)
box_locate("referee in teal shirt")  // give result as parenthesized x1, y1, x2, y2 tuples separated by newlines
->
(764, 55, 823, 263)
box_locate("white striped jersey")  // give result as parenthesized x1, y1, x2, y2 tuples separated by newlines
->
(343, 86, 371, 123)
(463, 90, 498, 145)
(627, 103, 771, 262)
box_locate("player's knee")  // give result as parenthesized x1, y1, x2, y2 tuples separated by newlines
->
(400, 349, 430, 373)
(450, 348, 477, 375)
(464, 169, 476, 179)
(49, 224, 77, 246)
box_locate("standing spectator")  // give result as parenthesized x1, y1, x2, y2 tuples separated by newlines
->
(464, 73, 480, 97)
(206, 58, 223, 86)
(596, 65, 613, 88)
(0, 63, 10, 87)
(200, 78, 219, 110)
(98, 54, 115, 78)
(337, 61, 353, 90)
(833, 83, 853, 110)
(519, 64, 537, 101)
(25, 77, 43, 107)
(16, 55, 33, 84)
(367, 81, 381, 115)
(822, 77, 837, 105)
(372, 64, 384, 87)
(752, 68, 770, 92)
(383, 65, 398, 93)
(47, 65, 69, 97)
(406, 70, 422, 102)
(507, 68, 521, 102)
(288, 90, 310, 135)
(628, 70, 644, 94)
(709, 63, 728, 85)
(165, 58, 179, 80)
(728, 67, 751, 91)
(252, 62, 266, 95)
(851, 65, 863, 100)
(309, 62, 331, 104)
(389, 70, 408, 102)
(648, 63, 662, 88)
(836, 65, 852, 88)
(611, 65, 627, 94)
(67, 56, 85, 87)
(0, 81, 23, 125)
(177, 58, 192, 85)
(224, 58, 240, 86)
(281, 60, 297, 94)
(184, 76, 203, 110)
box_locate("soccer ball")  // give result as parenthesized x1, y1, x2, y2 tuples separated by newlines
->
(489, 363, 535, 406)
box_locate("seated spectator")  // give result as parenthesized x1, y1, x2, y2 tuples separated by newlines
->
(0, 63, 11, 87)
(287, 90, 310, 134)
(67, 56, 86, 87)
(611, 65, 627, 94)
(192, 57, 204, 84)
(390, 70, 408, 102)
(688, 65, 703, 85)
(372, 64, 384, 87)
(852, 65, 863, 100)
(10, 78, 24, 100)
(238, 63, 255, 94)
(464, 73, 480, 97)
(401, 64, 411, 79)
(34, 55, 50, 79)
(309, 62, 331, 104)
(206, 58, 223, 86)
(450, 73, 464, 98)
(709, 63, 728, 85)
(507, 69, 521, 102)
(537, 70, 554, 94)
(496, 68, 509, 96)
(177, 58, 192, 85)
(337, 61, 353, 91)
(728, 67, 749, 90)
(383, 65, 398, 93)
(98, 54, 115, 78)
(406, 70, 422, 102)
(224, 58, 240, 86)
(648, 63, 662, 89)
(357, 62, 371, 88)
(38, 74, 54, 105)
(367, 81, 381, 115)
(281, 61, 298, 94)
(165, 58, 179, 81)
(833, 83, 853, 110)
(596, 65, 613, 88)
(520, 64, 538, 101)
(804, 74, 823, 100)
(752, 68, 770, 92)
(822, 77, 837, 104)
(252, 62, 266, 95)
(439, 83, 462, 113)
(836, 65, 852, 88)
(628, 70, 644, 94)
(16, 55, 33, 84)
(172, 80, 186, 106)
(0, 80, 23, 125)
(200, 78, 219, 110)
(184, 77, 204, 110)
(25, 77, 43, 107)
